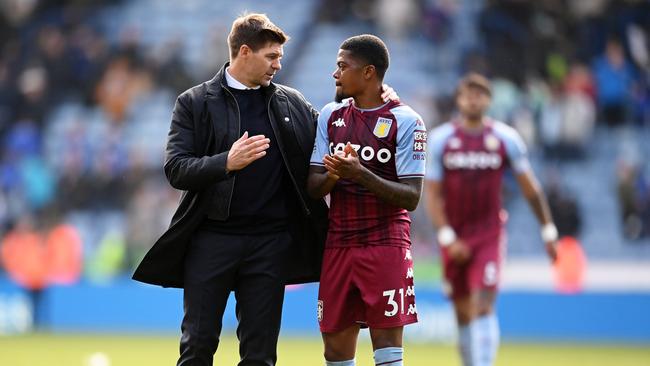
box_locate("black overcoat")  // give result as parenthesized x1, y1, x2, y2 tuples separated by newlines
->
(132, 64, 328, 288)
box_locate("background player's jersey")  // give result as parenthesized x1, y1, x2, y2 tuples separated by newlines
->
(425, 119, 530, 238)
(311, 99, 426, 248)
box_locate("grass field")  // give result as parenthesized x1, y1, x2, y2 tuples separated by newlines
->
(0, 334, 648, 366)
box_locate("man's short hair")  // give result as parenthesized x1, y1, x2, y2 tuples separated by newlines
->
(228, 13, 289, 59)
(340, 34, 390, 80)
(456, 72, 492, 96)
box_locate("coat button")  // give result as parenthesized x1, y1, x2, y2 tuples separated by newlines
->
(284, 117, 290, 122)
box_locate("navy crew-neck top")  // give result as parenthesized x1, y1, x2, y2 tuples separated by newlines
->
(205, 86, 288, 233)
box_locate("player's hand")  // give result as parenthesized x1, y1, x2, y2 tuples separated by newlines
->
(447, 240, 471, 264)
(322, 154, 341, 181)
(545, 240, 558, 263)
(323, 143, 364, 181)
(326, 171, 340, 181)
(322, 150, 346, 178)
(381, 84, 399, 102)
(226, 131, 270, 171)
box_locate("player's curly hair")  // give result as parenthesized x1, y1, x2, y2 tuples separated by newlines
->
(228, 13, 289, 59)
(340, 34, 390, 80)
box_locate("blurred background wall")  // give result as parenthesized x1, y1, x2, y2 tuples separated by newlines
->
(0, 0, 648, 342)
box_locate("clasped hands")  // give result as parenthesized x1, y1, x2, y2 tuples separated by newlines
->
(322, 143, 365, 182)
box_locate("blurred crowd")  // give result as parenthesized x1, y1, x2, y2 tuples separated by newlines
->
(470, 0, 650, 240)
(473, 0, 650, 242)
(0, 0, 649, 287)
(0, 0, 195, 285)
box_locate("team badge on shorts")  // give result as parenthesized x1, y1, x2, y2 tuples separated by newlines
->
(373, 117, 393, 138)
(317, 300, 323, 322)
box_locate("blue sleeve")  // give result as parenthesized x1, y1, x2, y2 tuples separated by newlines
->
(493, 123, 531, 174)
(310, 103, 336, 166)
(392, 106, 426, 178)
(425, 124, 454, 181)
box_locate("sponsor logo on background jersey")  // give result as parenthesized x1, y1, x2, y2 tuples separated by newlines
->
(373, 117, 393, 138)
(443, 151, 502, 170)
(448, 137, 462, 149)
(332, 118, 346, 127)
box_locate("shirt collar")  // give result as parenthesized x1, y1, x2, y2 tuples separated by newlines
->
(225, 67, 260, 90)
(353, 100, 391, 112)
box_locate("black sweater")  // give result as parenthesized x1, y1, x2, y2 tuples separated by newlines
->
(205, 87, 288, 233)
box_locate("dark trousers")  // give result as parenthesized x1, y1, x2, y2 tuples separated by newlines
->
(177, 229, 291, 366)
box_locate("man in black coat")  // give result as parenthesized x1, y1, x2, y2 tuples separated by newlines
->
(132, 14, 328, 366)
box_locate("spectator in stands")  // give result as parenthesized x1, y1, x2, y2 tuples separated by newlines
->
(376, 0, 420, 39)
(421, 0, 455, 44)
(94, 55, 153, 123)
(592, 37, 638, 126)
(479, 0, 533, 86)
(617, 161, 650, 240)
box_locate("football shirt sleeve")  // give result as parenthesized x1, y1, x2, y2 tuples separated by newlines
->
(494, 123, 531, 175)
(425, 124, 453, 182)
(393, 107, 426, 179)
(310, 103, 336, 166)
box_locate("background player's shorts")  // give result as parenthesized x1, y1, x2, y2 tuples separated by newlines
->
(318, 246, 418, 333)
(441, 230, 506, 299)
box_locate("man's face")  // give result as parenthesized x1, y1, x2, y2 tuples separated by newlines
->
(456, 86, 491, 120)
(242, 42, 283, 87)
(332, 49, 367, 103)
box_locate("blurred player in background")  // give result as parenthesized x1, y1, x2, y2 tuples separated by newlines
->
(424, 73, 558, 366)
(308, 34, 427, 366)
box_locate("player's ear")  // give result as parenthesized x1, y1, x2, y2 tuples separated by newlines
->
(239, 44, 251, 58)
(363, 65, 376, 80)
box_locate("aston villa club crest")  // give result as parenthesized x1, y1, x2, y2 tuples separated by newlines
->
(373, 117, 393, 138)
(484, 134, 500, 151)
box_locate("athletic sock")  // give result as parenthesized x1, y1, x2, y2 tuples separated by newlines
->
(475, 313, 500, 366)
(325, 359, 355, 366)
(458, 322, 476, 366)
(373, 347, 403, 365)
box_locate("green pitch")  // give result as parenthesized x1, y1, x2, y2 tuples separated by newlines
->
(0, 333, 648, 365)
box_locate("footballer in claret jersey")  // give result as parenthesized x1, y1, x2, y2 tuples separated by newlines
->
(308, 34, 426, 366)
